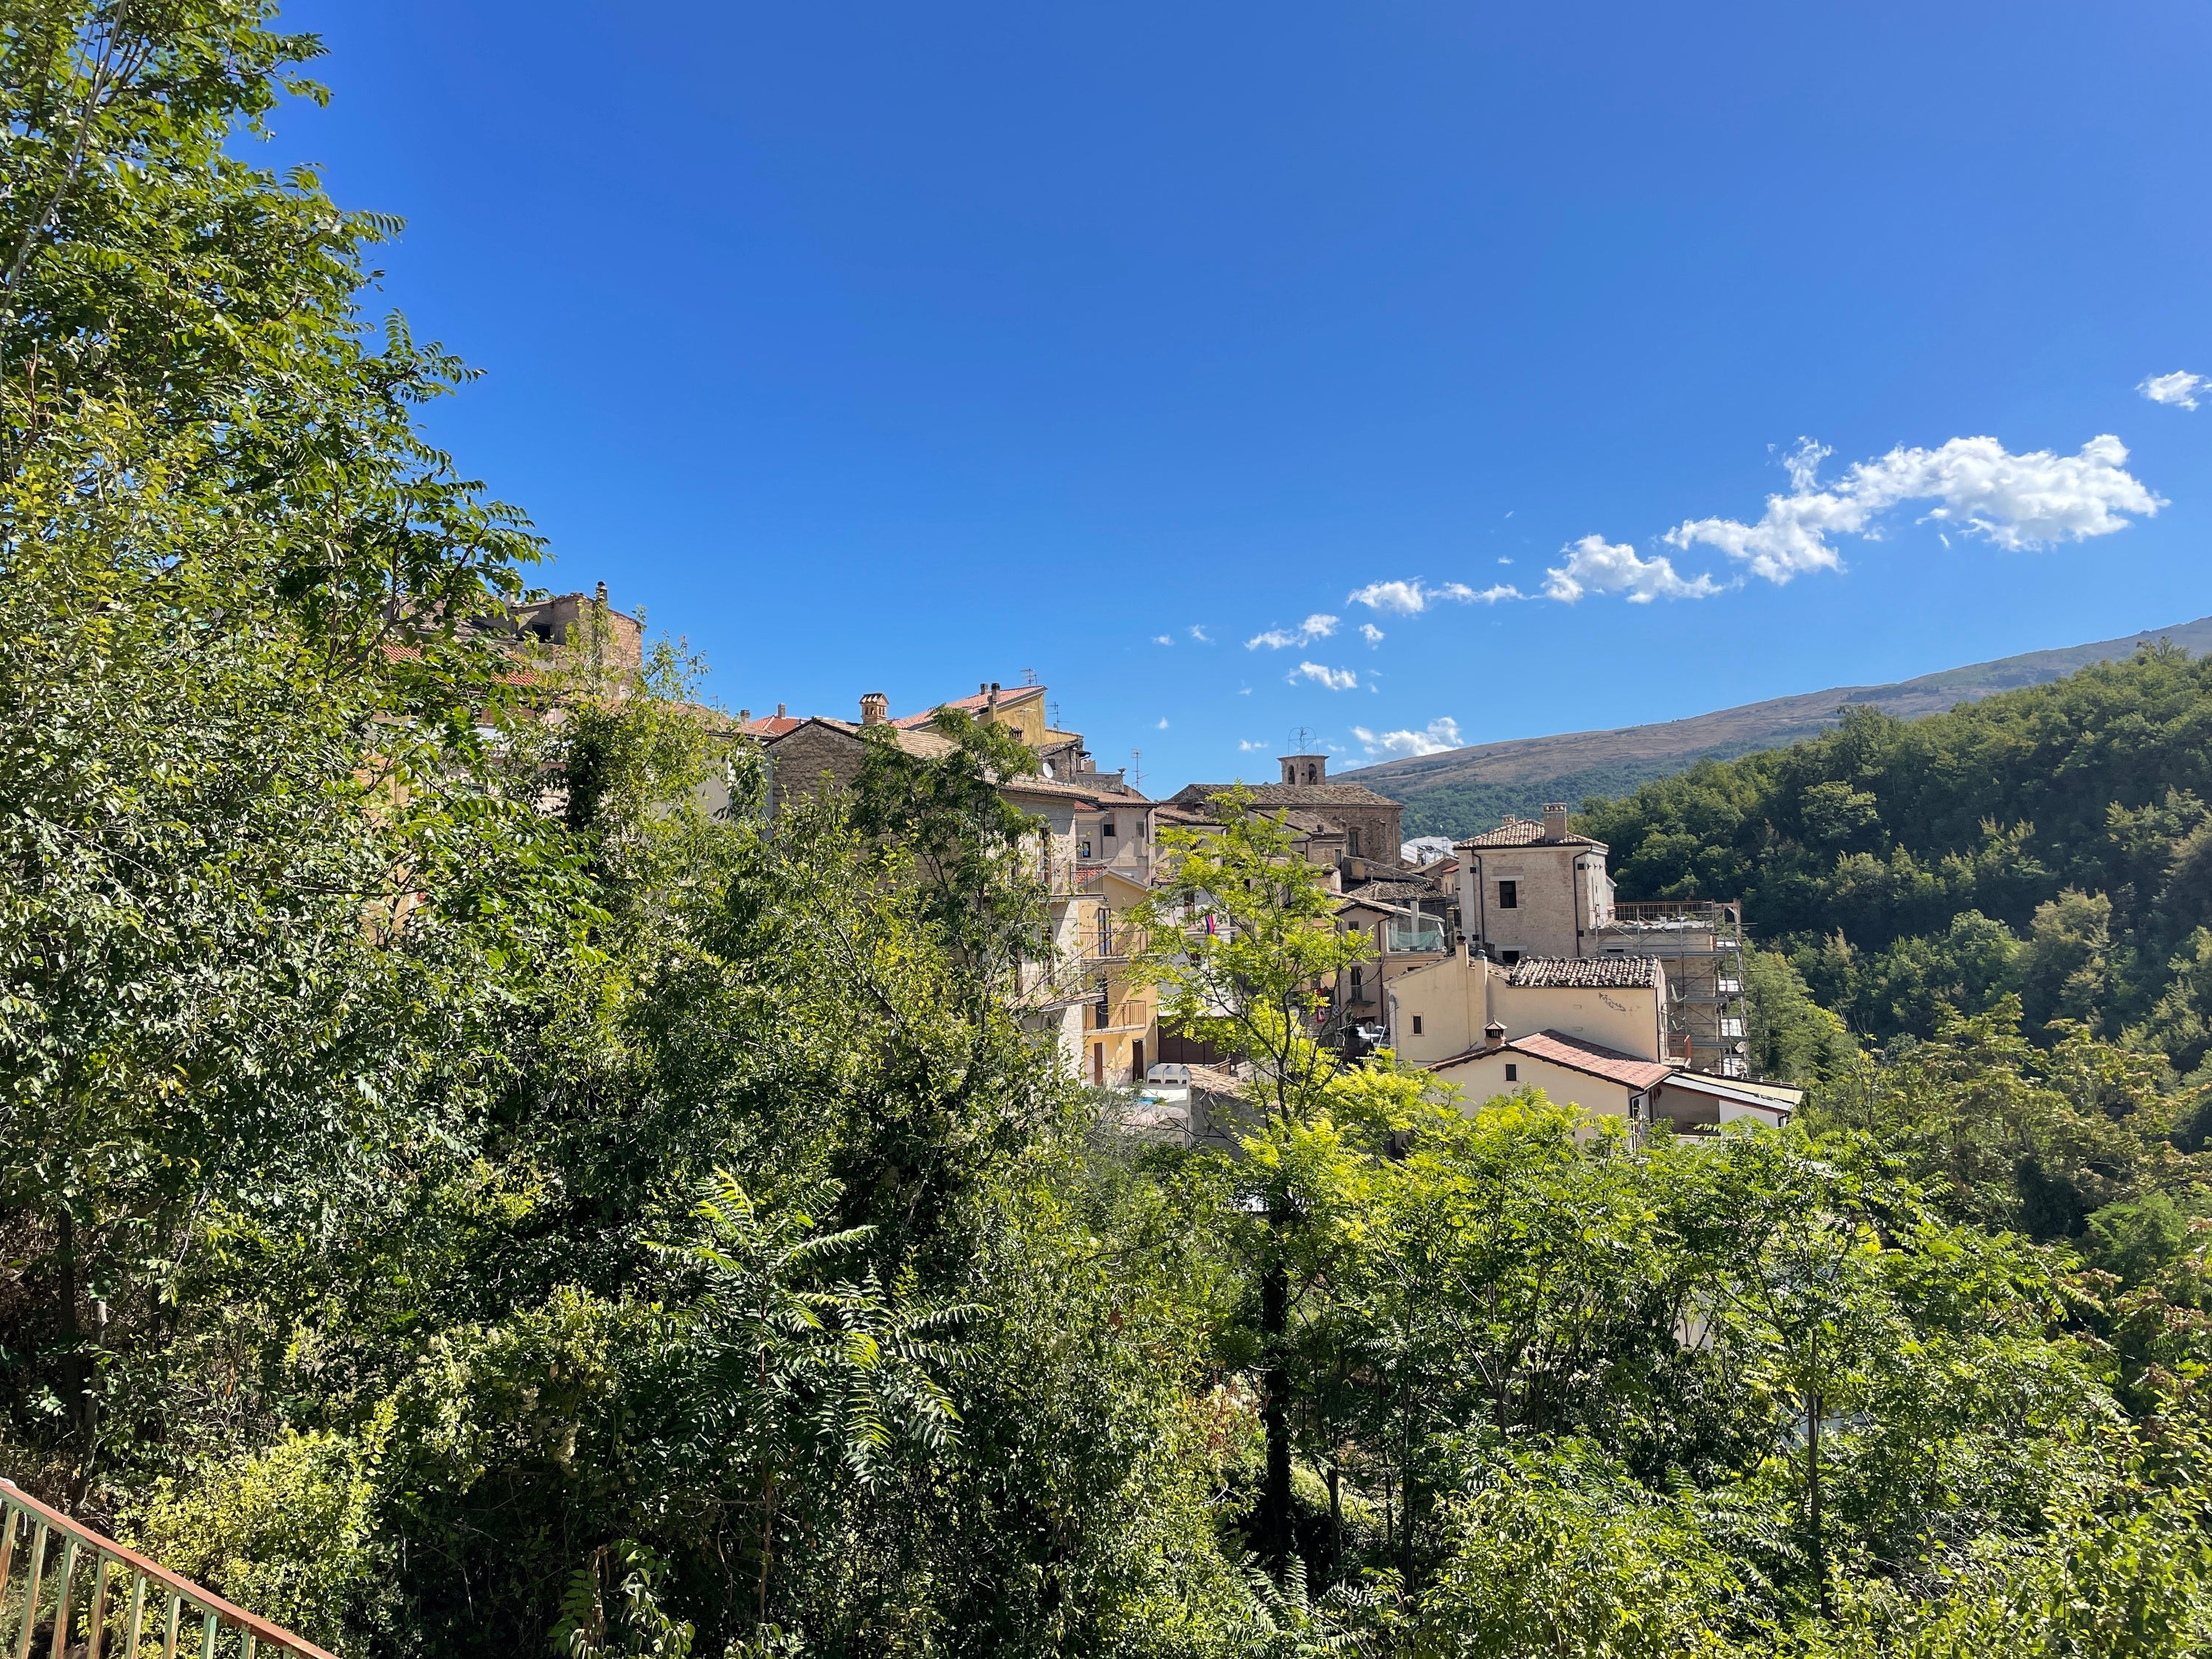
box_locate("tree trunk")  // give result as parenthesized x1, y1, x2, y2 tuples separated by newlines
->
(1806, 1387, 1828, 1619)
(1326, 1461, 1341, 1576)
(1259, 1259, 1293, 1574)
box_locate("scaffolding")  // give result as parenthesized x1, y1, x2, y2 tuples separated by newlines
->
(1593, 900, 1751, 1078)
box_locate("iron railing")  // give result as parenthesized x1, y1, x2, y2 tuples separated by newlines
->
(0, 1479, 338, 1659)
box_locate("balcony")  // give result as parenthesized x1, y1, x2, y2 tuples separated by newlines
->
(1385, 917, 1446, 953)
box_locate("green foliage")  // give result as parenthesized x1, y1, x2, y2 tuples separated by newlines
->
(128, 1426, 394, 1655)
(1582, 653, 2212, 1053)
(18, 8, 2212, 1658)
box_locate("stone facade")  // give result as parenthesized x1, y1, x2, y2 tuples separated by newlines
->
(1167, 753, 1407, 874)
(1453, 807, 1614, 963)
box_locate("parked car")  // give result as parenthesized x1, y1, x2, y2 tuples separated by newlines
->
(1145, 1062, 1192, 1085)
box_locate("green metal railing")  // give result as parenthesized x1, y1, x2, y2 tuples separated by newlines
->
(0, 1480, 338, 1659)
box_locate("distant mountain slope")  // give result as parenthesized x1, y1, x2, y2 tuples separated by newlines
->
(1351, 615, 2212, 839)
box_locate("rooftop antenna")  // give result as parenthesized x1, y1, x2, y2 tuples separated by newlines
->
(1048, 700, 1062, 728)
(1020, 667, 1039, 686)
(1128, 748, 1144, 790)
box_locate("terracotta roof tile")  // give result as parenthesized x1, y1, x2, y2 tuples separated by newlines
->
(1455, 818, 1607, 850)
(891, 685, 1046, 728)
(1506, 955, 1659, 989)
(1508, 1031, 1675, 1089)
(1429, 1029, 1675, 1092)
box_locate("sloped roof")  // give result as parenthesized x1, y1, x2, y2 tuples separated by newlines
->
(1344, 877, 1443, 903)
(1656, 1071, 1803, 1113)
(761, 716, 956, 760)
(1169, 781, 1405, 809)
(892, 684, 1045, 729)
(1430, 1028, 1674, 1091)
(1506, 955, 1659, 989)
(1000, 773, 1150, 804)
(1456, 817, 1607, 850)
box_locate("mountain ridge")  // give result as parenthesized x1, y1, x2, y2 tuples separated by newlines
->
(1350, 614, 2212, 839)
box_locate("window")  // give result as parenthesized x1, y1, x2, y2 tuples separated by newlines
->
(1079, 837, 1093, 859)
(1102, 818, 1116, 838)
(1306, 764, 1317, 783)
(1092, 1043, 1103, 1085)
(1096, 999, 1110, 1029)
(1349, 828, 1361, 857)
(1630, 1093, 1645, 1123)
(1504, 1062, 1518, 1082)
(1500, 950, 1521, 967)
(1498, 880, 1518, 910)
(1411, 1015, 1424, 1036)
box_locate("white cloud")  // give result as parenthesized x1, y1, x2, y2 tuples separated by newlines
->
(1346, 579, 1486, 615)
(1544, 535, 1721, 604)
(1291, 661, 1357, 691)
(1238, 738, 1267, 751)
(1188, 624, 1211, 642)
(1156, 717, 1169, 729)
(1666, 434, 2162, 583)
(1247, 613, 1339, 649)
(1353, 717, 1463, 759)
(2140, 371, 2206, 410)
(1498, 556, 1512, 565)
(1152, 634, 1173, 645)
(1359, 622, 1384, 646)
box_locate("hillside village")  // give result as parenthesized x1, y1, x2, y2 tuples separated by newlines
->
(544, 580, 1810, 1139)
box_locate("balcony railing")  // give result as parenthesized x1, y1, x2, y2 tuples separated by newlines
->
(0, 1478, 337, 1659)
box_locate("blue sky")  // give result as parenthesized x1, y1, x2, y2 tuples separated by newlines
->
(281, 1, 2212, 791)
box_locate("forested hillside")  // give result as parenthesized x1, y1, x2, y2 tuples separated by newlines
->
(1359, 616, 2212, 839)
(12, 7, 2212, 1658)
(1584, 647, 2212, 1069)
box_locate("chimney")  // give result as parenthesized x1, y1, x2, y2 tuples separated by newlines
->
(594, 580, 608, 605)
(1484, 1020, 1506, 1046)
(860, 692, 888, 726)
(1542, 802, 1569, 842)
(739, 708, 751, 728)
(987, 682, 1001, 715)
(776, 702, 787, 718)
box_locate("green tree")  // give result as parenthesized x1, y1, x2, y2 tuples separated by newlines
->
(1130, 790, 1369, 1573)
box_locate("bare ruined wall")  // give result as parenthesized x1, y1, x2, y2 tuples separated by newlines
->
(765, 725, 865, 815)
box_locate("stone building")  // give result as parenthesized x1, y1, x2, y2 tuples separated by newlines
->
(1450, 805, 1754, 1077)
(1165, 753, 1407, 875)
(1382, 950, 1800, 1135)
(1453, 804, 1614, 965)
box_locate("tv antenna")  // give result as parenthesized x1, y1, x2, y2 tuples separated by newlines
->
(1020, 666, 1039, 686)
(1128, 748, 1144, 790)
